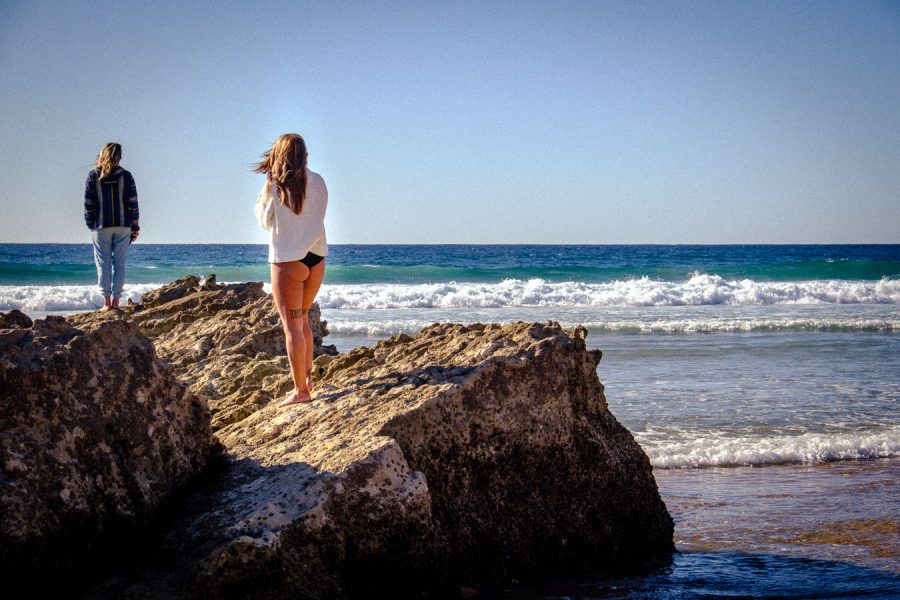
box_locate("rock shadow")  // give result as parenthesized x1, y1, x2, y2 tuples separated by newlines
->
(44, 455, 331, 600)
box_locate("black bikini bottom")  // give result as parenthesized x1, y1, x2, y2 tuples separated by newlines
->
(298, 251, 324, 269)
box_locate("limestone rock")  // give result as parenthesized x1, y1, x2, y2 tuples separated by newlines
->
(174, 321, 673, 598)
(0, 315, 215, 577)
(71, 275, 335, 430)
(59, 279, 672, 598)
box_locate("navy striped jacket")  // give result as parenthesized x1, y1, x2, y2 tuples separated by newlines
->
(84, 167, 140, 231)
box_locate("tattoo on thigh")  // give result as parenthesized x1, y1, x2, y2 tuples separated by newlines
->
(288, 309, 304, 319)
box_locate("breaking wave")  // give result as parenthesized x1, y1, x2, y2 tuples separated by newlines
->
(324, 316, 900, 337)
(3, 274, 898, 313)
(315, 274, 900, 309)
(641, 427, 900, 469)
(0, 284, 157, 313)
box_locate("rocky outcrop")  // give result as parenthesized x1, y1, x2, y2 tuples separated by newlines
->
(17, 277, 672, 598)
(90, 321, 672, 598)
(0, 314, 215, 578)
(71, 275, 335, 430)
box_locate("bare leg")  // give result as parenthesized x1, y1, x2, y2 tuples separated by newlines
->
(101, 295, 112, 311)
(301, 261, 326, 389)
(110, 296, 121, 310)
(271, 261, 312, 405)
(301, 312, 313, 390)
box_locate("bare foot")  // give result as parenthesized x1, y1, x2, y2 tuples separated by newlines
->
(111, 298, 121, 310)
(279, 389, 312, 407)
(99, 305, 113, 312)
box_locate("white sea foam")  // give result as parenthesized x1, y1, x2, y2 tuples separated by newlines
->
(579, 317, 900, 333)
(324, 316, 900, 336)
(641, 426, 900, 469)
(0, 284, 159, 313)
(3, 275, 899, 314)
(315, 275, 900, 310)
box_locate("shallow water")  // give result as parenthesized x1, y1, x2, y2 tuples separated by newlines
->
(474, 460, 900, 598)
(599, 329, 900, 468)
(659, 459, 900, 572)
(477, 551, 900, 599)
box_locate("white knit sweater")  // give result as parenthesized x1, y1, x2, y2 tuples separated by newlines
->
(254, 170, 328, 263)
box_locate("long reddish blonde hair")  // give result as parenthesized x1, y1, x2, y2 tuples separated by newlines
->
(254, 133, 308, 214)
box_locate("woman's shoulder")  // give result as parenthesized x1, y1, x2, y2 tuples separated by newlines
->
(258, 178, 277, 199)
(306, 170, 327, 194)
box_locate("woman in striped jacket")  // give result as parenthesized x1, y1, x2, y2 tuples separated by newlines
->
(83, 142, 140, 311)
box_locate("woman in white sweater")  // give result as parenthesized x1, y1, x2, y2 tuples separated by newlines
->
(254, 133, 328, 406)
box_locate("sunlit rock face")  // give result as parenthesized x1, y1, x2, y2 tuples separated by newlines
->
(189, 321, 673, 598)
(11, 277, 673, 599)
(70, 275, 335, 430)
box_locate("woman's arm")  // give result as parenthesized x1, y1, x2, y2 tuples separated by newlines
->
(126, 171, 140, 232)
(254, 181, 275, 231)
(83, 172, 98, 229)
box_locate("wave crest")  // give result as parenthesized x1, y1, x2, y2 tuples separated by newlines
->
(0, 284, 157, 312)
(315, 275, 900, 309)
(325, 316, 899, 336)
(641, 427, 900, 469)
(2, 275, 898, 313)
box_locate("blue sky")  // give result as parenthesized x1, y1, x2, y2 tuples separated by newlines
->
(1, 0, 898, 244)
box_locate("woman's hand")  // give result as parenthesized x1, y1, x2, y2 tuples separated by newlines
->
(130, 230, 140, 243)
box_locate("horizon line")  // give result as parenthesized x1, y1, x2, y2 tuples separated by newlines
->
(3, 242, 899, 247)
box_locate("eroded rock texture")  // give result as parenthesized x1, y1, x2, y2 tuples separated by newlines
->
(0, 314, 214, 577)
(70, 275, 335, 430)
(176, 321, 673, 598)
(18, 278, 672, 599)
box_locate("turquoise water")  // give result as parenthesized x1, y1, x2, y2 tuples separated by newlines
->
(3, 244, 898, 314)
(2, 243, 898, 597)
(2, 243, 899, 285)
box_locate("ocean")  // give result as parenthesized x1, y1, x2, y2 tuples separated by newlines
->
(3, 243, 899, 598)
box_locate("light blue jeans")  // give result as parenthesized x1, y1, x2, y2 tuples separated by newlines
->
(92, 227, 132, 298)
